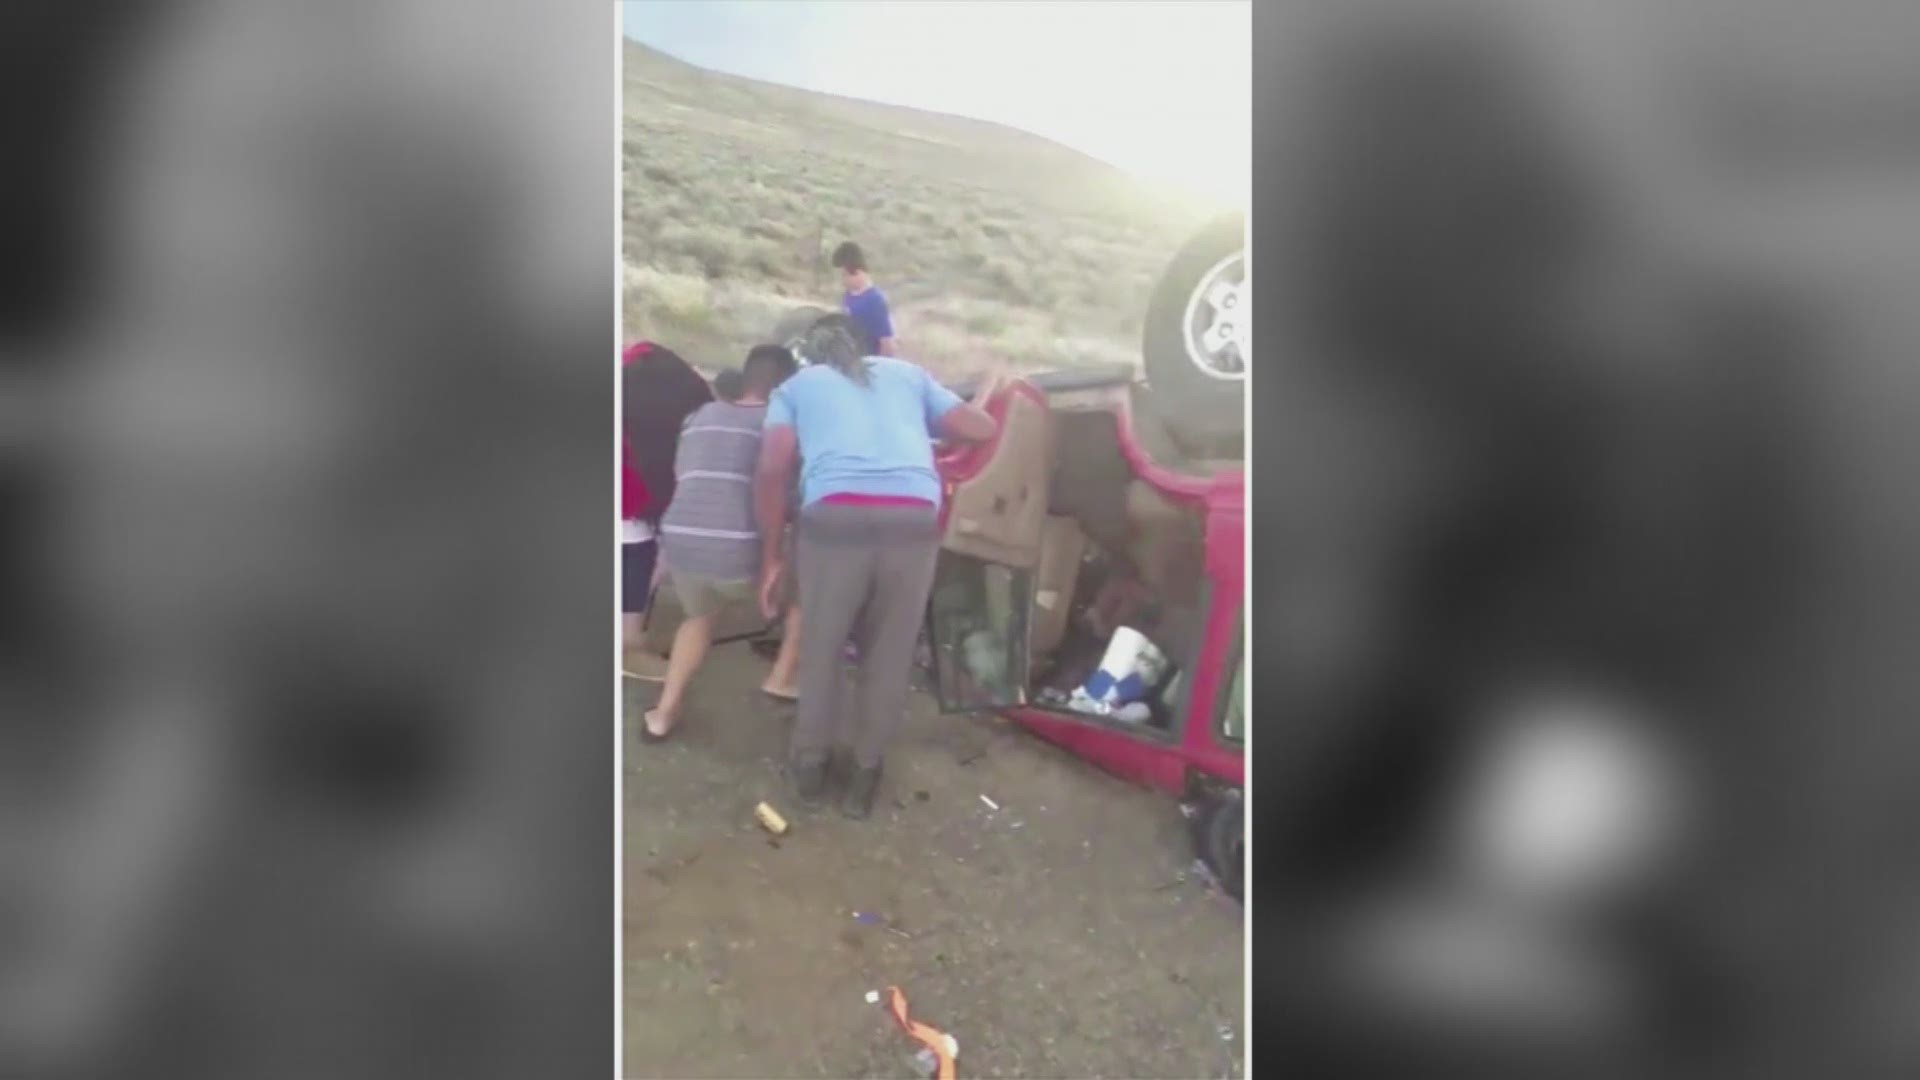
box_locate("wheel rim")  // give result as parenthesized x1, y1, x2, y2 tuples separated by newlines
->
(781, 323, 816, 366)
(1180, 251, 1248, 381)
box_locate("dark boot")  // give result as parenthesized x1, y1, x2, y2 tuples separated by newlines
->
(787, 755, 828, 808)
(841, 761, 882, 819)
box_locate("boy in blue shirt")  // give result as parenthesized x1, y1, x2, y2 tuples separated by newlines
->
(832, 241, 897, 357)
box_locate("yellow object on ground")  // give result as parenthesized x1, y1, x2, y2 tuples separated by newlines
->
(753, 802, 789, 835)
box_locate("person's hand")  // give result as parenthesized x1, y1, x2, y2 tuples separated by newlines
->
(758, 557, 786, 621)
(971, 365, 1014, 404)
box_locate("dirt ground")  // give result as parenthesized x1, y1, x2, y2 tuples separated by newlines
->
(622, 640, 1245, 1079)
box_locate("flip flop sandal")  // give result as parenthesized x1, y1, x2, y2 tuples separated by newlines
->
(760, 687, 799, 703)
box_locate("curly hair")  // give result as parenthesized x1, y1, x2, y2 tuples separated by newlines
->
(800, 313, 870, 386)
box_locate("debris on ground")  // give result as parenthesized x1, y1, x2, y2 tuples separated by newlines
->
(642, 850, 703, 886)
(1190, 858, 1220, 890)
(624, 642, 1243, 1077)
(754, 802, 789, 836)
(1217, 1023, 1234, 1042)
(1154, 858, 1230, 898)
(865, 990, 881, 1005)
(850, 910, 919, 939)
(979, 794, 1000, 811)
(910, 1040, 961, 1078)
(884, 986, 958, 1080)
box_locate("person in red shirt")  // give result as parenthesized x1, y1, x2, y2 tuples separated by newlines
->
(622, 340, 712, 680)
(623, 340, 713, 515)
(620, 432, 662, 679)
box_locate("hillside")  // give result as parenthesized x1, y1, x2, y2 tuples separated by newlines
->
(622, 39, 1214, 377)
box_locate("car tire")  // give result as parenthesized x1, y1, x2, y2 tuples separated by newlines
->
(1142, 213, 1247, 441)
(769, 304, 836, 361)
(1196, 793, 1244, 900)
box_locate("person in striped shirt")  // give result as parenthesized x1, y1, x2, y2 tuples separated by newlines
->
(641, 345, 801, 742)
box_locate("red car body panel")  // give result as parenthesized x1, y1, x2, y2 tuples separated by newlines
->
(937, 383, 1245, 797)
(932, 379, 1051, 531)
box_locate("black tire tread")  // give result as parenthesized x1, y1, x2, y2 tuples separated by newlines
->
(1197, 795, 1245, 900)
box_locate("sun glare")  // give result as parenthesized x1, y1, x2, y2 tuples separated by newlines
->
(625, 0, 1251, 209)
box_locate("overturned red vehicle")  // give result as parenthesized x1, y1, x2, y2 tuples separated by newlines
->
(926, 367, 1245, 896)
(921, 211, 1246, 895)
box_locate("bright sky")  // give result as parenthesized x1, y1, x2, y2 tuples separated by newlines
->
(620, 0, 1250, 209)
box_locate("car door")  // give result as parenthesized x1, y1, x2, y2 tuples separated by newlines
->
(925, 379, 1053, 712)
(1172, 468, 1246, 784)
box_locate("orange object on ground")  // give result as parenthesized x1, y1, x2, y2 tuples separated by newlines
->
(885, 985, 956, 1080)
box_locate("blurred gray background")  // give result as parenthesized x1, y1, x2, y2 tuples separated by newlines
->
(0, 2, 614, 1077)
(1253, 1, 1920, 1077)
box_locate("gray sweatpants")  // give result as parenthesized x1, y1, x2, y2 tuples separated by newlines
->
(791, 501, 941, 770)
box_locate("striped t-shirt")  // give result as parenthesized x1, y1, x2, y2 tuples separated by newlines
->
(659, 400, 768, 582)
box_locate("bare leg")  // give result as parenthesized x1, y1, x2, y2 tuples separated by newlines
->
(762, 606, 802, 699)
(621, 613, 665, 680)
(646, 613, 712, 735)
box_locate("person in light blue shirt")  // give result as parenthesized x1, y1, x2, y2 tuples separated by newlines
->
(765, 346, 958, 509)
(754, 314, 1000, 817)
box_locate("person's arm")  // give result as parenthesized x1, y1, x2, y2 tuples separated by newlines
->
(754, 426, 798, 618)
(754, 425, 798, 569)
(756, 388, 800, 617)
(937, 400, 996, 443)
(922, 367, 998, 444)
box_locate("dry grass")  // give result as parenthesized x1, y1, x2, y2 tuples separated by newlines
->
(622, 41, 1214, 380)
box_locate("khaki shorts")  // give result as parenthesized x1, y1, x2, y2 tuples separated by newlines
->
(670, 571, 757, 619)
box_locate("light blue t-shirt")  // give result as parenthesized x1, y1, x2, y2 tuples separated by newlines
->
(766, 357, 963, 508)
